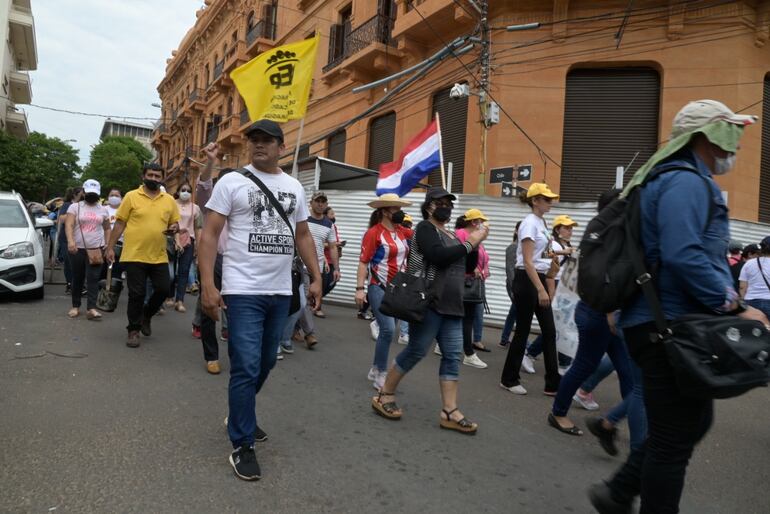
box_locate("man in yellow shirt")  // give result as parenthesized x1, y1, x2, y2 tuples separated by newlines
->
(106, 163, 180, 347)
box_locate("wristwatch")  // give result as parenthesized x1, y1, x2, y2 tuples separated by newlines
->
(726, 299, 748, 315)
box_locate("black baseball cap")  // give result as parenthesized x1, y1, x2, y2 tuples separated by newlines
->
(761, 236, 770, 252)
(244, 119, 284, 142)
(425, 186, 456, 202)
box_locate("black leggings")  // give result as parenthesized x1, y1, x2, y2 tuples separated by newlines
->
(70, 249, 101, 310)
(500, 269, 560, 392)
(462, 301, 480, 356)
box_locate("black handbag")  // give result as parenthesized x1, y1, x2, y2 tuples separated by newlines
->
(463, 276, 485, 304)
(237, 169, 301, 316)
(628, 224, 770, 399)
(380, 271, 432, 323)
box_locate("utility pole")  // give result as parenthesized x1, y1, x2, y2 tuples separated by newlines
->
(478, 0, 490, 195)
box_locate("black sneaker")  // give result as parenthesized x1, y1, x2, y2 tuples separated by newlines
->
(254, 424, 268, 443)
(586, 417, 618, 456)
(229, 445, 261, 481)
(140, 316, 152, 337)
(588, 483, 632, 514)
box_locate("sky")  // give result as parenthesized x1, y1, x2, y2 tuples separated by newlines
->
(27, 0, 202, 166)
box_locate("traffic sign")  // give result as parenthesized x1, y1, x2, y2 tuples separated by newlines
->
(517, 164, 532, 181)
(490, 166, 514, 184)
(501, 182, 514, 198)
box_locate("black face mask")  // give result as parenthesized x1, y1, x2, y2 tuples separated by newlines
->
(390, 210, 406, 225)
(84, 193, 100, 204)
(432, 206, 452, 223)
(328, 218, 336, 224)
(144, 179, 161, 191)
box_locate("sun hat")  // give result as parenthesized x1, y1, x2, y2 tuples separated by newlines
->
(367, 193, 412, 209)
(671, 100, 757, 139)
(526, 182, 559, 199)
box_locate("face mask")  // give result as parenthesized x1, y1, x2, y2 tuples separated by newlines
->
(179, 191, 191, 201)
(84, 193, 100, 204)
(328, 217, 336, 224)
(108, 196, 121, 207)
(432, 206, 452, 223)
(144, 179, 161, 191)
(713, 154, 736, 175)
(391, 210, 406, 225)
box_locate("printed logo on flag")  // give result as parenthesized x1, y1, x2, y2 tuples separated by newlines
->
(267, 50, 298, 88)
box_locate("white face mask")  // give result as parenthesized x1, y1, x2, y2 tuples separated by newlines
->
(108, 196, 121, 207)
(179, 191, 192, 202)
(713, 154, 736, 175)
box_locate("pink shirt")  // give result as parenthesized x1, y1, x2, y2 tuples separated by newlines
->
(67, 202, 108, 249)
(456, 228, 490, 279)
(176, 200, 201, 248)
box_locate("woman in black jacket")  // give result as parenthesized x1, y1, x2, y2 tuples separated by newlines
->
(371, 187, 488, 434)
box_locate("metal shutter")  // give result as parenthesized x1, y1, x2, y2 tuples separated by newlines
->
(561, 68, 660, 202)
(368, 112, 396, 171)
(327, 130, 346, 162)
(432, 86, 468, 192)
(760, 76, 770, 223)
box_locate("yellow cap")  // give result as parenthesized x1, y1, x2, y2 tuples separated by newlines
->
(464, 208, 489, 222)
(526, 182, 559, 200)
(553, 215, 578, 227)
(403, 214, 413, 223)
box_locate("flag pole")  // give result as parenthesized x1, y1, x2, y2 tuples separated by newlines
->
(290, 117, 305, 177)
(435, 112, 447, 190)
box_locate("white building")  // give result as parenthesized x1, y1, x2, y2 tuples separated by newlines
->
(0, 0, 36, 139)
(100, 118, 156, 157)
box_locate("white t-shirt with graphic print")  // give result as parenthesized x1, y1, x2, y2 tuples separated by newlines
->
(516, 213, 552, 272)
(205, 164, 309, 295)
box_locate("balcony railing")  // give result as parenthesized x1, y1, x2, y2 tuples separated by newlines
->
(323, 13, 395, 73)
(213, 60, 224, 81)
(240, 109, 250, 127)
(246, 19, 276, 46)
(206, 125, 219, 144)
(189, 89, 199, 103)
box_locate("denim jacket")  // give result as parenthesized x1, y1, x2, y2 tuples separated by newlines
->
(620, 149, 735, 328)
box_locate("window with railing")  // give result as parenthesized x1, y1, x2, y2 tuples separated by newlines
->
(213, 59, 224, 80)
(240, 109, 250, 126)
(324, 10, 396, 73)
(246, 2, 277, 45)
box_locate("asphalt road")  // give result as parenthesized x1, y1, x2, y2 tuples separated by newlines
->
(1, 287, 769, 513)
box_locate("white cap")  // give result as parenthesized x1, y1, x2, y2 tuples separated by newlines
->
(83, 179, 101, 195)
(671, 99, 757, 138)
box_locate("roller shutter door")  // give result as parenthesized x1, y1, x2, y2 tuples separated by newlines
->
(759, 76, 770, 223)
(368, 112, 396, 171)
(327, 130, 346, 163)
(432, 86, 468, 192)
(561, 68, 660, 202)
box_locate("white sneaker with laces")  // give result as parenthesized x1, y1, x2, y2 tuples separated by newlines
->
(370, 320, 379, 341)
(433, 344, 442, 356)
(397, 334, 409, 345)
(463, 353, 488, 369)
(367, 366, 378, 382)
(500, 383, 528, 395)
(521, 354, 536, 374)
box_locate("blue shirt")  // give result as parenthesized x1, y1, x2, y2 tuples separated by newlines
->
(620, 149, 734, 328)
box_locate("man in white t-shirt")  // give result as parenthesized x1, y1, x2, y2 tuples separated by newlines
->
(199, 119, 322, 481)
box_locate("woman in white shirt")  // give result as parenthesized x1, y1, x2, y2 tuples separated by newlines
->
(499, 183, 561, 396)
(738, 236, 770, 319)
(172, 183, 202, 312)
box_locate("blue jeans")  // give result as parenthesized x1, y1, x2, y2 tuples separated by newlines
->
(368, 284, 395, 371)
(399, 320, 409, 338)
(224, 294, 290, 448)
(174, 242, 195, 301)
(581, 354, 614, 392)
(500, 302, 517, 343)
(747, 298, 770, 320)
(551, 301, 633, 417)
(395, 308, 462, 381)
(605, 359, 648, 452)
(472, 301, 484, 342)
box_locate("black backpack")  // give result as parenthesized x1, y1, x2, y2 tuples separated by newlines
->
(577, 162, 703, 313)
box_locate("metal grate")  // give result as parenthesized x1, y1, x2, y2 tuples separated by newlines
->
(432, 85, 468, 192)
(367, 112, 396, 171)
(759, 76, 770, 223)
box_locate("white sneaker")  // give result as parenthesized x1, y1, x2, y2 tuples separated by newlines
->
(573, 392, 600, 411)
(463, 353, 488, 369)
(521, 354, 536, 374)
(367, 366, 378, 381)
(398, 334, 409, 345)
(277, 353, 284, 361)
(433, 344, 442, 356)
(500, 383, 527, 395)
(373, 371, 386, 392)
(370, 320, 379, 341)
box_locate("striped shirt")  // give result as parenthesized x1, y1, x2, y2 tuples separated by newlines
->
(360, 223, 411, 286)
(307, 215, 336, 268)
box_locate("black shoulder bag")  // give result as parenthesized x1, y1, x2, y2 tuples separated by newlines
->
(379, 229, 432, 323)
(237, 169, 302, 315)
(628, 174, 770, 400)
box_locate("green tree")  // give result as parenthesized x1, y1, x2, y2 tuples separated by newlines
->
(0, 131, 81, 202)
(84, 136, 153, 195)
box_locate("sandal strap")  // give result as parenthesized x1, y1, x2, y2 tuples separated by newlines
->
(456, 417, 474, 428)
(381, 401, 400, 414)
(442, 407, 459, 418)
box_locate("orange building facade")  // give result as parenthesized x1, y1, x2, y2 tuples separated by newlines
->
(152, 0, 770, 222)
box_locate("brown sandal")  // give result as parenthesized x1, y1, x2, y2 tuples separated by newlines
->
(371, 391, 402, 420)
(439, 408, 478, 435)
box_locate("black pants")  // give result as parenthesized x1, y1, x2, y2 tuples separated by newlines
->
(606, 322, 713, 514)
(462, 301, 480, 356)
(500, 270, 560, 392)
(70, 249, 101, 310)
(200, 254, 223, 361)
(124, 262, 170, 332)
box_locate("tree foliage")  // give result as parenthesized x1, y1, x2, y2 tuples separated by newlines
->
(0, 131, 81, 202)
(84, 136, 153, 195)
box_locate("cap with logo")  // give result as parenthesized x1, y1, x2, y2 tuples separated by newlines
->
(464, 208, 489, 222)
(671, 100, 757, 138)
(526, 182, 559, 199)
(244, 119, 285, 142)
(553, 215, 578, 227)
(311, 191, 328, 202)
(83, 179, 101, 196)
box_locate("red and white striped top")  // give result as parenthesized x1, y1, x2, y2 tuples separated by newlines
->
(360, 223, 412, 286)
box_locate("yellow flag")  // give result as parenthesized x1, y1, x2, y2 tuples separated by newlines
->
(231, 34, 319, 124)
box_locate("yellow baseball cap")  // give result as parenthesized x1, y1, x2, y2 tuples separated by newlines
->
(464, 208, 489, 222)
(402, 213, 413, 223)
(553, 215, 578, 227)
(526, 182, 559, 200)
